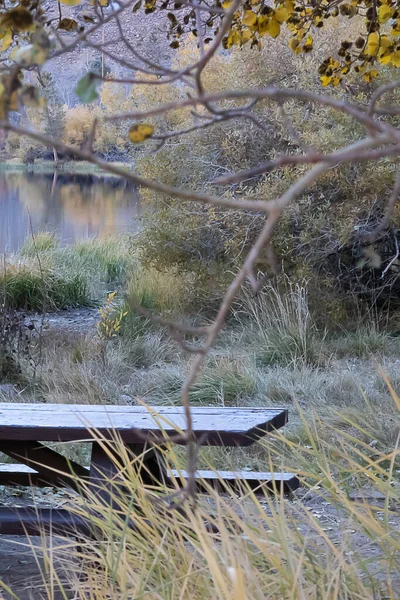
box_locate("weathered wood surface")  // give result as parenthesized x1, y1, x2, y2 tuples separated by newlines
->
(170, 470, 300, 494)
(0, 404, 287, 445)
(0, 463, 44, 487)
(0, 441, 88, 489)
(0, 507, 94, 537)
(0, 463, 299, 495)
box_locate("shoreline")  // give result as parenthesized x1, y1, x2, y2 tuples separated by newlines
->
(0, 159, 133, 176)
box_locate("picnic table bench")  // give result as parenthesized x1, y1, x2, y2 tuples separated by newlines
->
(0, 403, 298, 536)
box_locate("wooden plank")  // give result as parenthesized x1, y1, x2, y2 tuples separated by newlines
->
(0, 463, 46, 487)
(0, 506, 217, 537)
(0, 463, 90, 487)
(0, 507, 93, 537)
(0, 404, 288, 445)
(0, 405, 284, 414)
(170, 469, 300, 494)
(0, 441, 89, 490)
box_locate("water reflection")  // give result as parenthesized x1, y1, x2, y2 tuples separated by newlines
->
(0, 171, 141, 253)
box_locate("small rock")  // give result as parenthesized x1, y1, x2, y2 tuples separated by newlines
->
(120, 394, 132, 404)
(0, 384, 18, 399)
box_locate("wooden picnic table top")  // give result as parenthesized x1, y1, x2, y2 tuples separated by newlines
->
(0, 403, 287, 445)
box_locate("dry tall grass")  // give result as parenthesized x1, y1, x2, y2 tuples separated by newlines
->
(2, 382, 398, 600)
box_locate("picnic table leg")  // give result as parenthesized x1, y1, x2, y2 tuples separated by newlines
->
(89, 441, 170, 508)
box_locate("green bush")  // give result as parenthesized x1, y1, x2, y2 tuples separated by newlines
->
(243, 283, 321, 368)
(328, 326, 394, 358)
(21, 232, 59, 256)
(70, 238, 129, 285)
(0, 266, 90, 311)
(190, 357, 257, 405)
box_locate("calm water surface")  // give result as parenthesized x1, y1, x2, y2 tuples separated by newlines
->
(0, 171, 140, 253)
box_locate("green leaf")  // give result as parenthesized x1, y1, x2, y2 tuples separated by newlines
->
(75, 72, 99, 103)
(132, 0, 142, 12)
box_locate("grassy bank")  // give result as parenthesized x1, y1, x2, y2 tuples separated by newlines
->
(2, 236, 399, 455)
(0, 159, 133, 174)
(0, 233, 132, 311)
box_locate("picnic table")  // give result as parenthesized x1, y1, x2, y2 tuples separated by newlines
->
(0, 403, 298, 536)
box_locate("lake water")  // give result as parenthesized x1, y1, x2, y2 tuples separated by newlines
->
(0, 171, 141, 253)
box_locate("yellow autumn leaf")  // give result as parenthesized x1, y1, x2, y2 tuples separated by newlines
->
(258, 15, 269, 35)
(286, 1, 295, 15)
(226, 29, 240, 47)
(61, 0, 81, 5)
(391, 51, 400, 67)
(10, 44, 48, 66)
(242, 10, 257, 27)
(378, 4, 393, 23)
(268, 17, 280, 38)
(364, 69, 379, 82)
(303, 35, 313, 49)
(320, 75, 331, 86)
(296, 27, 306, 40)
(241, 29, 252, 44)
(379, 35, 391, 51)
(366, 32, 379, 56)
(274, 7, 289, 23)
(379, 52, 391, 65)
(1, 31, 13, 52)
(221, 0, 232, 7)
(129, 123, 154, 143)
(288, 37, 299, 51)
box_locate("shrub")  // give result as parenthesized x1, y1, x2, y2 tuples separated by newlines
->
(190, 357, 258, 405)
(0, 262, 90, 311)
(243, 282, 321, 367)
(69, 237, 129, 285)
(125, 267, 188, 314)
(63, 105, 98, 149)
(328, 326, 394, 358)
(21, 232, 59, 256)
(129, 36, 400, 327)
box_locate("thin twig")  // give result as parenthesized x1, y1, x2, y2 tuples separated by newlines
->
(381, 235, 399, 278)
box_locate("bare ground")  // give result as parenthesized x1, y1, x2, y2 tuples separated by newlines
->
(1, 486, 400, 598)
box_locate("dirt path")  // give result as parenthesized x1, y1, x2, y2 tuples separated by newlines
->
(44, 308, 99, 334)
